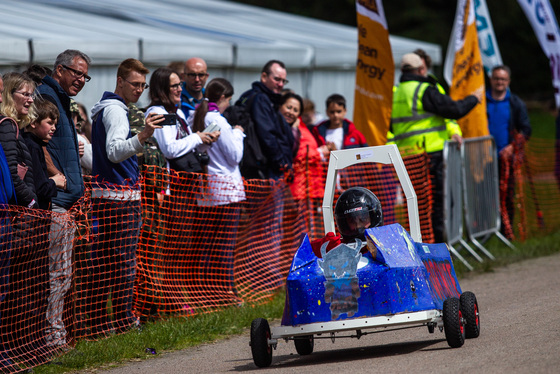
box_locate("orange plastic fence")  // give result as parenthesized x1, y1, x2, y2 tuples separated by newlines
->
(516, 138, 560, 237)
(0, 206, 75, 371)
(1, 140, 558, 372)
(290, 153, 434, 242)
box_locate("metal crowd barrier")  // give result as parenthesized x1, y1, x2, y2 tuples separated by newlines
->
(461, 136, 515, 258)
(443, 141, 481, 270)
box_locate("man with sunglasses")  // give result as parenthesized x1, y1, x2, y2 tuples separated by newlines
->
(180, 57, 209, 117)
(236, 59, 294, 180)
(35, 49, 91, 348)
(89, 58, 164, 335)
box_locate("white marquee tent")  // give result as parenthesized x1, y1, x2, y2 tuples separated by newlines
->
(0, 0, 441, 116)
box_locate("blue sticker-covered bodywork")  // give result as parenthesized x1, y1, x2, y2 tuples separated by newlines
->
(281, 223, 462, 327)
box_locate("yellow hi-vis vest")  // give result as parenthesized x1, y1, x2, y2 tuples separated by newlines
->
(391, 80, 462, 154)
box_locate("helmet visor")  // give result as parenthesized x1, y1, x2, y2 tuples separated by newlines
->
(339, 207, 371, 237)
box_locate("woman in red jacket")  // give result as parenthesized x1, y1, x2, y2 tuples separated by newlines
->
(279, 93, 330, 238)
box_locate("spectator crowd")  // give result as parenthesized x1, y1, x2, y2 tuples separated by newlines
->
(0, 48, 531, 371)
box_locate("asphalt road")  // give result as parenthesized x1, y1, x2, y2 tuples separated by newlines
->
(98, 253, 560, 374)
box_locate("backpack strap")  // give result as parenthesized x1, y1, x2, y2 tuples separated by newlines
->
(238, 91, 259, 111)
(0, 116, 20, 138)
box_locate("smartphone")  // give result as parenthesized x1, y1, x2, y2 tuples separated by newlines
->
(160, 114, 177, 126)
(203, 122, 221, 133)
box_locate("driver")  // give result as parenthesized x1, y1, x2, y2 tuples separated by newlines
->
(311, 187, 383, 257)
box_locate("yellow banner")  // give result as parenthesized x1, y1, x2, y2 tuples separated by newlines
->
(353, 0, 394, 146)
(448, 0, 488, 138)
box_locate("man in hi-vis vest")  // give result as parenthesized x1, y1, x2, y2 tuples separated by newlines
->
(391, 53, 481, 243)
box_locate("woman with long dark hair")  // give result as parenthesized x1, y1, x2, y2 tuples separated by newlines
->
(191, 78, 245, 205)
(145, 67, 218, 173)
(189, 77, 245, 299)
(142, 67, 220, 315)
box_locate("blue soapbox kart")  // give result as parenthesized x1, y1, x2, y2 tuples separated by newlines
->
(250, 145, 480, 368)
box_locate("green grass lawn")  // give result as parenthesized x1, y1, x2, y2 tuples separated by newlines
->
(34, 294, 285, 373)
(527, 107, 556, 138)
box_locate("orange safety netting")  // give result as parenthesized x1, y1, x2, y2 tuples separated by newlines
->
(1, 139, 559, 372)
(514, 138, 560, 239)
(0, 206, 75, 371)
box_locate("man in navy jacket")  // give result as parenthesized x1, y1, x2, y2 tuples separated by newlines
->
(37, 49, 90, 347)
(237, 60, 294, 180)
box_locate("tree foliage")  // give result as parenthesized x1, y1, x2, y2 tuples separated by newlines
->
(229, 0, 560, 102)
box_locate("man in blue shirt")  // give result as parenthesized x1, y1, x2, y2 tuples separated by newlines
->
(486, 65, 531, 236)
(180, 57, 208, 118)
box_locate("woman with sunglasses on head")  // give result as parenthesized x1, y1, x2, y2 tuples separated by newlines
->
(144, 67, 220, 314)
(145, 67, 219, 174)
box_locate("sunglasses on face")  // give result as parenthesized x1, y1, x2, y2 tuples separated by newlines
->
(186, 73, 208, 79)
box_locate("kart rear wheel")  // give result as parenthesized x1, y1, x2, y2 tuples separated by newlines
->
(443, 297, 465, 348)
(460, 291, 480, 339)
(250, 318, 273, 367)
(294, 335, 314, 355)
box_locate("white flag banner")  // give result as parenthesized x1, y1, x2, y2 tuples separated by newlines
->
(517, 0, 560, 108)
(475, 0, 503, 75)
(443, 2, 460, 86)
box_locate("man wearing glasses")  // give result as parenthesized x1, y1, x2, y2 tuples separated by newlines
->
(180, 57, 209, 117)
(36, 49, 91, 347)
(236, 59, 294, 180)
(89, 58, 164, 335)
(486, 65, 531, 237)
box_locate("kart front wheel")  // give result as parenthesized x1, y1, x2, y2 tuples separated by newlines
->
(460, 291, 480, 339)
(443, 297, 465, 348)
(250, 318, 273, 367)
(294, 335, 314, 355)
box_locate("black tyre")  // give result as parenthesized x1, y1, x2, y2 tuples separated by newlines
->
(294, 335, 314, 355)
(250, 318, 273, 367)
(460, 291, 480, 339)
(443, 297, 465, 348)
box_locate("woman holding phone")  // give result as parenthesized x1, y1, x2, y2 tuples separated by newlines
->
(145, 67, 219, 173)
(143, 67, 219, 315)
(189, 77, 245, 299)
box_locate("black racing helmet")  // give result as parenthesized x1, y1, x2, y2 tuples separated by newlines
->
(335, 187, 383, 240)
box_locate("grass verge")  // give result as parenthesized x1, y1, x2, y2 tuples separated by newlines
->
(33, 294, 285, 373)
(34, 230, 560, 373)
